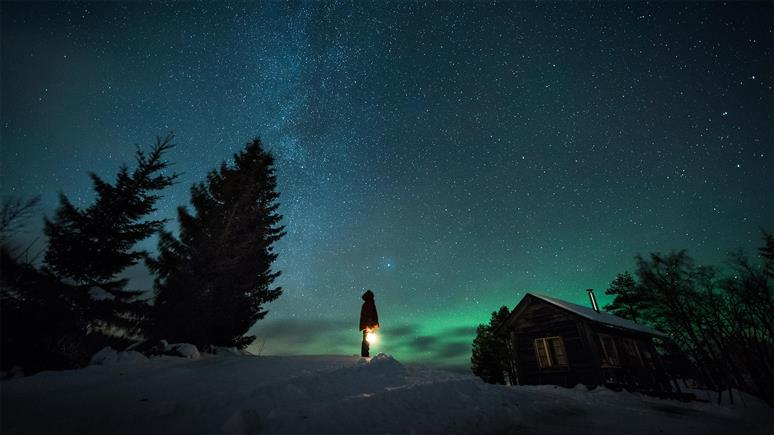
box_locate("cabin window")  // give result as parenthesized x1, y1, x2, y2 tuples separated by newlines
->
(534, 336, 569, 369)
(640, 348, 656, 369)
(621, 339, 644, 366)
(599, 334, 620, 367)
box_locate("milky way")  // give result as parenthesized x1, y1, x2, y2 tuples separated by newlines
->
(2, 2, 772, 370)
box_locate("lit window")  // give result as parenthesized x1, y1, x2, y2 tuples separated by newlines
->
(534, 336, 569, 369)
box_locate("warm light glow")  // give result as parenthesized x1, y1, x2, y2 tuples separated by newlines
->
(366, 331, 378, 344)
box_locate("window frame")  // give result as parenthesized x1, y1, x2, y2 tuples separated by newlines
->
(622, 338, 644, 367)
(533, 336, 570, 369)
(598, 334, 621, 368)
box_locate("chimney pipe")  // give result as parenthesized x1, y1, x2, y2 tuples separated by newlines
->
(587, 288, 599, 313)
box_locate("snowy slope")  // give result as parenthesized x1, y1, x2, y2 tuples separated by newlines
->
(1, 353, 770, 435)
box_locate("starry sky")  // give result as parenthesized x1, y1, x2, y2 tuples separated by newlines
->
(2, 1, 772, 371)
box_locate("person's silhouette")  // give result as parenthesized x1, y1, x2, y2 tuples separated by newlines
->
(359, 290, 379, 357)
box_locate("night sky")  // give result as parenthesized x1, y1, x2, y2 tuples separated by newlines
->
(2, 1, 772, 371)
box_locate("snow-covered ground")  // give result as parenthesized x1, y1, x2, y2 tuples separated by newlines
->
(1, 352, 770, 435)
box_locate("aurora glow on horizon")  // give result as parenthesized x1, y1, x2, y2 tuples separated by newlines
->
(2, 2, 772, 371)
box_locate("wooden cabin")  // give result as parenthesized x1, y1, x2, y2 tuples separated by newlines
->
(495, 292, 673, 392)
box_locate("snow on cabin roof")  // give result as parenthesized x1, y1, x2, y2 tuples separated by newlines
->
(529, 293, 669, 338)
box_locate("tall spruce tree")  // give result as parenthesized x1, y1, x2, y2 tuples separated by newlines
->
(1, 195, 90, 371)
(471, 306, 513, 384)
(44, 135, 176, 338)
(148, 138, 285, 349)
(1, 247, 91, 371)
(603, 272, 644, 323)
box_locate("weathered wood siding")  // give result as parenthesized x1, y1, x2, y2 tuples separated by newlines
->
(504, 296, 671, 391)
(510, 299, 595, 386)
(588, 323, 670, 390)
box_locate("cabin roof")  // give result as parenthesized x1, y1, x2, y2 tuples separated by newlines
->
(499, 293, 669, 338)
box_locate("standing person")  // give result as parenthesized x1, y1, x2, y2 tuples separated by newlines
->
(359, 290, 379, 357)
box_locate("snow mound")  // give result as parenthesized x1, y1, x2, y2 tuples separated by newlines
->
(89, 347, 119, 365)
(213, 346, 253, 357)
(91, 342, 199, 365)
(89, 347, 148, 366)
(362, 353, 405, 377)
(123, 340, 202, 359)
(369, 352, 399, 365)
(118, 350, 149, 364)
(165, 343, 200, 359)
(5, 354, 770, 435)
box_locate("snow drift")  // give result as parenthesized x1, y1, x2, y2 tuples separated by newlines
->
(1, 352, 769, 434)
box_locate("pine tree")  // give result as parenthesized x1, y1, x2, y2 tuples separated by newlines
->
(1, 247, 91, 371)
(603, 272, 644, 322)
(43, 135, 176, 338)
(149, 138, 285, 349)
(1, 195, 89, 371)
(471, 306, 513, 384)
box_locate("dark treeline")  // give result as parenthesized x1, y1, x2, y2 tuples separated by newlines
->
(604, 233, 774, 402)
(1, 135, 284, 375)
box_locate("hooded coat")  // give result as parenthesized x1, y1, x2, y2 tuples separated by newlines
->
(359, 290, 379, 331)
